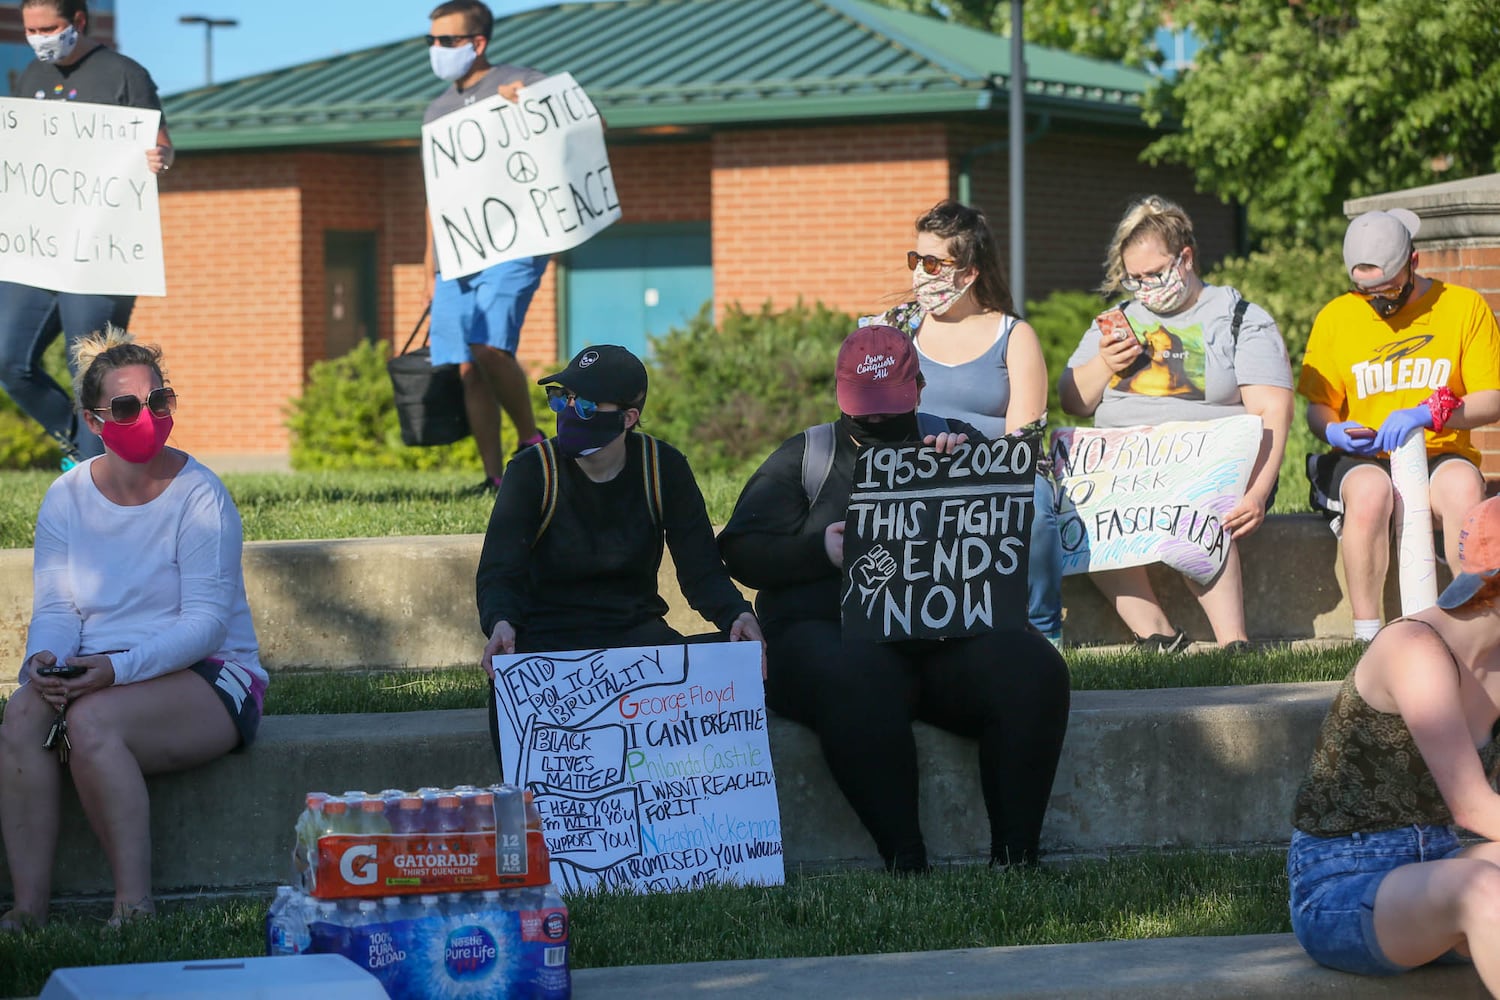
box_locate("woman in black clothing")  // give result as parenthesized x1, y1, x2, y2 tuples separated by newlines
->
(719, 326, 1070, 872)
(476, 345, 762, 757)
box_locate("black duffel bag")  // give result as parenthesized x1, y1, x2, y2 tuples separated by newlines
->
(387, 305, 471, 447)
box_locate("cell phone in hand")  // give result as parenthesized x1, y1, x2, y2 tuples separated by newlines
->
(1346, 427, 1376, 441)
(35, 663, 86, 679)
(1096, 307, 1140, 346)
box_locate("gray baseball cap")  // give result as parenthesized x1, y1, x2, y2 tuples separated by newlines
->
(1343, 209, 1420, 288)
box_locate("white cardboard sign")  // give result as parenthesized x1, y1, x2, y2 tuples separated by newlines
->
(492, 641, 784, 894)
(0, 97, 164, 296)
(422, 72, 619, 279)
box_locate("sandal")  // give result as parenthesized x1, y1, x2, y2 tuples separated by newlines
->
(0, 908, 43, 934)
(103, 897, 155, 931)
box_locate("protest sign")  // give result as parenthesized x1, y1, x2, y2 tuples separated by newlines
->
(1050, 414, 1262, 584)
(0, 97, 164, 296)
(421, 72, 619, 279)
(492, 641, 783, 893)
(841, 432, 1038, 642)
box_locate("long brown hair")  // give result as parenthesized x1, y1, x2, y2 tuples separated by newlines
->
(915, 200, 1014, 315)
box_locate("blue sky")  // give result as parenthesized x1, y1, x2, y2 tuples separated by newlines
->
(116, 0, 551, 96)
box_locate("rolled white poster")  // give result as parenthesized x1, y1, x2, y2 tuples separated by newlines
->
(1391, 427, 1438, 615)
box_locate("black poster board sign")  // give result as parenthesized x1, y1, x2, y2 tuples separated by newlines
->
(841, 433, 1038, 642)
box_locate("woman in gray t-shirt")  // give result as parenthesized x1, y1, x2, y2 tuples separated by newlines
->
(1058, 195, 1293, 652)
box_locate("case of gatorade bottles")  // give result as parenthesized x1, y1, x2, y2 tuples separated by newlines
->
(293, 785, 551, 900)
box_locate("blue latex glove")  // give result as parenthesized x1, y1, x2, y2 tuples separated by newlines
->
(1325, 421, 1377, 455)
(1372, 405, 1434, 454)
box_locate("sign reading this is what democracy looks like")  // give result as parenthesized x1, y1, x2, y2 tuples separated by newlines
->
(0, 98, 164, 296)
(842, 433, 1039, 643)
(422, 72, 620, 280)
(1050, 414, 1263, 585)
(492, 641, 783, 894)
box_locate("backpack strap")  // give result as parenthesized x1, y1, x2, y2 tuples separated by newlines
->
(534, 439, 560, 545)
(801, 423, 836, 509)
(1230, 296, 1251, 346)
(638, 433, 663, 527)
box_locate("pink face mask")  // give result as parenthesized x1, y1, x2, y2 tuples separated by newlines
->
(99, 413, 173, 463)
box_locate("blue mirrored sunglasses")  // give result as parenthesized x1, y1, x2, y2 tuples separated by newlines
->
(545, 386, 599, 419)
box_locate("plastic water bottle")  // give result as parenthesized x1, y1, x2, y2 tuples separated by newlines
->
(434, 793, 465, 834)
(265, 885, 293, 955)
(308, 899, 346, 955)
(293, 792, 329, 882)
(357, 795, 392, 835)
(535, 882, 572, 1000)
(389, 794, 426, 836)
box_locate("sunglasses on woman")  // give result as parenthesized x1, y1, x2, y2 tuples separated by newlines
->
(907, 251, 957, 276)
(545, 386, 599, 420)
(89, 387, 177, 425)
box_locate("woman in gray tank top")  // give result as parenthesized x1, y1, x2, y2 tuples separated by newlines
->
(863, 200, 1063, 643)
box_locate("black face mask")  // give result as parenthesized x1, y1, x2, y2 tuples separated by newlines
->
(1367, 275, 1415, 318)
(840, 412, 920, 446)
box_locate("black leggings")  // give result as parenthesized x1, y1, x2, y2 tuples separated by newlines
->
(764, 620, 1070, 870)
(486, 618, 718, 773)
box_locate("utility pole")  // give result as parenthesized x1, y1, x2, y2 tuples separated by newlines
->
(1009, 0, 1026, 313)
(179, 15, 238, 87)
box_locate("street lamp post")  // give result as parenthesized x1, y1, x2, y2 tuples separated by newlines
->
(179, 15, 238, 87)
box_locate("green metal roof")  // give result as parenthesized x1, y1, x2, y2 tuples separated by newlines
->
(164, 0, 1156, 151)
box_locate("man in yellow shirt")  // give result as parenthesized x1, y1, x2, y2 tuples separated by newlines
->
(1299, 208, 1500, 641)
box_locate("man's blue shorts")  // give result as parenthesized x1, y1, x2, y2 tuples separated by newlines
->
(430, 255, 549, 365)
(1288, 825, 1468, 976)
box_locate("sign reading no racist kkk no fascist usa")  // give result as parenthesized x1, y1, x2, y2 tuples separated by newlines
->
(422, 72, 620, 280)
(491, 641, 783, 894)
(1050, 414, 1262, 585)
(0, 97, 164, 296)
(841, 431, 1039, 643)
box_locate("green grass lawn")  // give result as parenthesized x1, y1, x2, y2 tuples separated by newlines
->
(0, 851, 1289, 998)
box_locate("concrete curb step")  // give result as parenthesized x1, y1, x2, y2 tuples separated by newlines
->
(1, 684, 1339, 898)
(569, 934, 1483, 999)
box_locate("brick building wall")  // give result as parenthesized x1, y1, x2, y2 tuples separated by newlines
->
(711, 123, 951, 318)
(1424, 243, 1500, 475)
(957, 123, 1238, 299)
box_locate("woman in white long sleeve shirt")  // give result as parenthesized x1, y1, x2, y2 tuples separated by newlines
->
(0, 327, 264, 932)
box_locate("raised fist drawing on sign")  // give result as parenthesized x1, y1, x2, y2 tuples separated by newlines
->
(851, 544, 899, 614)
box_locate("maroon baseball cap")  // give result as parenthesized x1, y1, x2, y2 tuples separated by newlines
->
(835, 326, 921, 417)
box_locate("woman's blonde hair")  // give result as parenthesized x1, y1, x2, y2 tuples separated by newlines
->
(1099, 194, 1199, 297)
(71, 325, 167, 412)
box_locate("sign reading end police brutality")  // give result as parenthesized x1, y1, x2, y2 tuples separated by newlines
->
(491, 642, 783, 895)
(0, 97, 164, 296)
(842, 432, 1039, 642)
(422, 73, 619, 279)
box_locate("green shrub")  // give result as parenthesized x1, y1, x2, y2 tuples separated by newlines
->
(1205, 242, 1347, 369)
(1023, 289, 1109, 429)
(286, 339, 551, 472)
(646, 300, 855, 477)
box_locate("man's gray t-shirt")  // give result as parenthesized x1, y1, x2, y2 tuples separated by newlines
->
(15, 44, 162, 114)
(1064, 284, 1292, 428)
(422, 63, 547, 123)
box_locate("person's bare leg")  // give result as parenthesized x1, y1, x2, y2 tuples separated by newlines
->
(471, 344, 538, 443)
(1338, 465, 1394, 622)
(65, 670, 238, 916)
(1372, 842, 1500, 992)
(1430, 459, 1486, 569)
(0, 683, 64, 925)
(461, 362, 504, 481)
(1090, 566, 1175, 639)
(1185, 543, 1249, 645)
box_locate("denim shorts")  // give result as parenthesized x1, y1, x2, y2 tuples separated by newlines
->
(1287, 825, 1465, 976)
(430, 255, 549, 364)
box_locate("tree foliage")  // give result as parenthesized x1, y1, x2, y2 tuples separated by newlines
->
(1145, 0, 1500, 244)
(874, 1, 1166, 67)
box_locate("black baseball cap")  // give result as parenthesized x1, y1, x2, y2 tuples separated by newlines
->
(538, 345, 648, 407)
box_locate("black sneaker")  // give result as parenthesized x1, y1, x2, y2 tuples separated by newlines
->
(468, 476, 502, 495)
(1222, 640, 1254, 655)
(1133, 628, 1189, 654)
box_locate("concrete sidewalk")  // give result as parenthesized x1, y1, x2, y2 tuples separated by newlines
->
(570, 935, 1484, 999)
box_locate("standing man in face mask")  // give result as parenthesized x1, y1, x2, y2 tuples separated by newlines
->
(422, 0, 549, 491)
(0, 0, 173, 468)
(1301, 208, 1500, 642)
